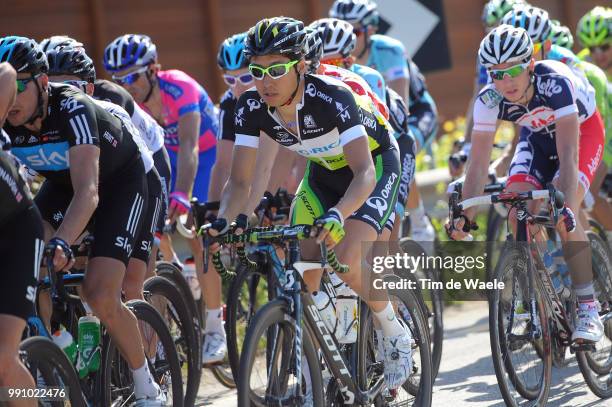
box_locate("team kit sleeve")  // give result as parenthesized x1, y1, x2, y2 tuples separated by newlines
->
(59, 94, 100, 148)
(171, 73, 203, 117)
(233, 92, 263, 148)
(472, 87, 501, 133)
(218, 94, 236, 142)
(375, 37, 409, 82)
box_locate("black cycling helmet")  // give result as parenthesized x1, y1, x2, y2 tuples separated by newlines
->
(304, 27, 324, 72)
(244, 17, 307, 61)
(0, 36, 48, 75)
(40, 35, 84, 53)
(46, 46, 96, 82)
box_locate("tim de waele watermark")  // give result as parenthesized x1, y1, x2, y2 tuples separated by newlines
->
(371, 252, 505, 290)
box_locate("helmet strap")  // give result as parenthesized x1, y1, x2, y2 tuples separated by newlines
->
(357, 28, 372, 60)
(142, 70, 157, 104)
(280, 67, 302, 107)
(25, 76, 45, 126)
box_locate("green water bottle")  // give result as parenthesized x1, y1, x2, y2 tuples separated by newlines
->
(77, 315, 101, 378)
(52, 328, 77, 364)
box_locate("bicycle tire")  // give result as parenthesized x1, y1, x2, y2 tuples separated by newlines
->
(99, 299, 184, 406)
(576, 231, 612, 399)
(485, 205, 506, 283)
(237, 298, 324, 407)
(144, 275, 201, 406)
(20, 336, 86, 407)
(489, 243, 551, 406)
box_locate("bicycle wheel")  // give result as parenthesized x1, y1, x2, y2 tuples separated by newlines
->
(237, 298, 324, 407)
(485, 205, 507, 282)
(489, 243, 551, 406)
(576, 231, 612, 399)
(20, 336, 86, 407)
(144, 275, 200, 406)
(399, 238, 443, 381)
(226, 262, 271, 381)
(99, 300, 184, 406)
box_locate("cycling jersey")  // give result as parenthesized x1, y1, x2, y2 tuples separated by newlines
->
(234, 73, 395, 171)
(473, 60, 597, 136)
(0, 150, 32, 226)
(366, 34, 409, 82)
(4, 84, 142, 189)
(476, 59, 489, 87)
(406, 60, 438, 150)
(350, 63, 386, 102)
(319, 63, 389, 120)
(218, 89, 238, 142)
(146, 69, 218, 154)
(1, 129, 11, 150)
(546, 44, 581, 66)
(93, 79, 165, 154)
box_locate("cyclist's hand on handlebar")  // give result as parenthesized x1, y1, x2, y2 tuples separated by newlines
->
(45, 237, 75, 272)
(448, 153, 466, 178)
(314, 208, 345, 249)
(445, 215, 475, 241)
(168, 191, 190, 222)
(558, 205, 577, 233)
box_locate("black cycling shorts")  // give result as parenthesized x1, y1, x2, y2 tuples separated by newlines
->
(290, 147, 400, 235)
(0, 205, 44, 320)
(35, 160, 148, 267)
(395, 132, 416, 219)
(131, 167, 163, 263)
(153, 147, 171, 236)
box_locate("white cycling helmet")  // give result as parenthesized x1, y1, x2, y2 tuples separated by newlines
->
(502, 5, 552, 43)
(329, 0, 379, 27)
(479, 24, 533, 68)
(309, 18, 356, 58)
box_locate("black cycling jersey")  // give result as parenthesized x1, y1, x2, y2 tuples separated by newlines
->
(93, 79, 135, 116)
(0, 129, 11, 150)
(386, 87, 410, 135)
(0, 149, 32, 225)
(408, 60, 427, 106)
(234, 73, 395, 171)
(218, 89, 237, 142)
(4, 83, 141, 189)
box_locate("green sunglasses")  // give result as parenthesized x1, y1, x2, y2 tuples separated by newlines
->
(16, 75, 40, 94)
(248, 60, 298, 80)
(489, 61, 530, 81)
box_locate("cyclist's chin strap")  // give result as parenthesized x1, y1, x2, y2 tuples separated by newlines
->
(142, 71, 157, 104)
(517, 72, 535, 105)
(280, 68, 302, 107)
(25, 78, 45, 126)
(357, 28, 372, 60)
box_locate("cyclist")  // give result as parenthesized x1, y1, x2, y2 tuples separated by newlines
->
(448, 25, 605, 343)
(45, 44, 167, 301)
(0, 36, 165, 404)
(210, 17, 413, 390)
(451, 0, 527, 178)
(0, 61, 42, 407)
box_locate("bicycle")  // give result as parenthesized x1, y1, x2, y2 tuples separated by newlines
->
(204, 223, 433, 406)
(33, 240, 185, 406)
(449, 185, 612, 405)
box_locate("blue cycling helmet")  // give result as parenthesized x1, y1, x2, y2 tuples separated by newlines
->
(217, 32, 248, 70)
(0, 36, 48, 74)
(103, 34, 157, 72)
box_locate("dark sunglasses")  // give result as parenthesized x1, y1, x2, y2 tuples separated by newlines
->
(112, 66, 148, 86)
(353, 26, 367, 37)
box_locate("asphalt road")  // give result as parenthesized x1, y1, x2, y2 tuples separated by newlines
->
(194, 301, 610, 406)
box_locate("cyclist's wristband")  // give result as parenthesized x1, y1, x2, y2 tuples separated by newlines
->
(328, 207, 344, 227)
(46, 237, 74, 261)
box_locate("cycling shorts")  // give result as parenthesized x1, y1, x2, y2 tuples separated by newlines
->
(0, 205, 43, 320)
(35, 160, 148, 267)
(131, 167, 163, 263)
(167, 146, 216, 202)
(507, 110, 605, 196)
(291, 147, 400, 235)
(153, 147, 171, 236)
(395, 133, 417, 219)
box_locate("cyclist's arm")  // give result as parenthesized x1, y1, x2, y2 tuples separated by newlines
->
(55, 145, 100, 245)
(335, 136, 376, 219)
(207, 139, 233, 202)
(462, 130, 496, 220)
(0, 63, 16, 125)
(555, 113, 580, 211)
(218, 145, 257, 221)
(388, 77, 409, 103)
(244, 135, 280, 215)
(175, 111, 200, 195)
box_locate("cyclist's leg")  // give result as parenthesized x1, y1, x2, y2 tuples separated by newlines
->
(589, 162, 612, 232)
(160, 148, 180, 264)
(0, 205, 43, 407)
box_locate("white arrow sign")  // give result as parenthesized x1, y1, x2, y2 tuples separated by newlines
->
(376, 0, 440, 57)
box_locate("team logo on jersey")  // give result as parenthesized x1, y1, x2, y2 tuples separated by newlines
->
(276, 132, 295, 146)
(537, 78, 562, 97)
(479, 89, 503, 108)
(60, 97, 83, 113)
(306, 83, 332, 103)
(103, 131, 118, 148)
(14, 136, 25, 144)
(27, 135, 38, 144)
(234, 107, 245, 126)
(247, 98, 261, 112)
(515, 106, 555, 131)
(335, 102, 351, 123)
(304, 114, 317, 129)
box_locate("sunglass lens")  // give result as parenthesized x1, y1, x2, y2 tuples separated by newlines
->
(239, 74, 253, 84)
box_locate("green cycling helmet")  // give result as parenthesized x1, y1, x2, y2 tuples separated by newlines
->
(548, 20, 574, 50)
(482, 0, 528, 28)
(576, 7, 611, 48)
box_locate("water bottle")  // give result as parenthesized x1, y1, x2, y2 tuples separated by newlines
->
(52, 328, 77, 364)
(312, 291, 338, 339)
(336, 284, 358, 344)
(183, 260, 201, 301)
(77, 315, 101, 378)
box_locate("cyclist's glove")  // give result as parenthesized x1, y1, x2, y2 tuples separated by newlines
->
(560, 206, 576, 233)
(169, 191, 190, 215)
(45, 237, 74, 261)
(231, 213, 249, 232)
(210, 218, 230, 235)
(314, 208, 345, 245)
